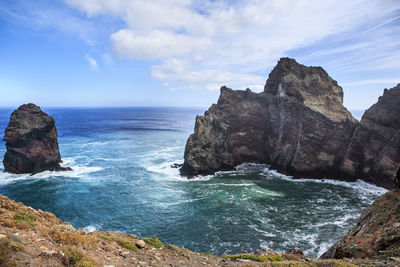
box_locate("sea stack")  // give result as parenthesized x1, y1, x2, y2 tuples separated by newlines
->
(3, 103, 70, 174)
(180, 58, 400, 189)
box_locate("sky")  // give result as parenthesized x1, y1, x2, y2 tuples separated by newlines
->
(0, 0, 399, 110)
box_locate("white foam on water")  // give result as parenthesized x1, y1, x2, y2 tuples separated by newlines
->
(0, 172, 32, 185)
(84, 224, 101, 232)
(248, 224, 276, 238)
(79, 141, 110, 148)
(145, 160, 215, 182)
(32, 165, 104, 179)
(61, 157, 76, 166)
(314, 214, 358, 228)
(0, 157, 103, 184)
(263, 167, 387, 197)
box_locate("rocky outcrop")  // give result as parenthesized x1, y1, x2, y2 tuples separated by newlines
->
(344, 84, 400, 188)
(3, 103, 70, 174)
(180, 58, 400, 189)
(321, 187, 400, 259)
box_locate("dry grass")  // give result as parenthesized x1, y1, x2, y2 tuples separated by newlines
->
(0, 237, 26, 267)
(63, 247, 97, 267)
(49, 229, 98, 249)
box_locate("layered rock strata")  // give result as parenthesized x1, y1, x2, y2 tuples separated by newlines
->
(181, 58, 400, 189)
(3, 103, 70, 174)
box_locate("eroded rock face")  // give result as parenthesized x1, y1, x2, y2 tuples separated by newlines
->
(3, 103, 70, 174)
(321, 188, 400, 259)
(180, 58, 400, 188)
(345, 84, 400, 188)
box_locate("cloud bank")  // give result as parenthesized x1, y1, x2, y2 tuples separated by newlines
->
(65, 0, 400, 92)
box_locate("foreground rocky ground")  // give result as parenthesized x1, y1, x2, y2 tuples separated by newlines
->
(1, 195, 399, 266)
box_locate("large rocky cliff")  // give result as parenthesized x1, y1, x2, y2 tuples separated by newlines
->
(3, 103, 70, 174)
(181, 58, 400, 189)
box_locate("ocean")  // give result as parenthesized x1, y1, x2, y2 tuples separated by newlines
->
(0, 107, 384, 257)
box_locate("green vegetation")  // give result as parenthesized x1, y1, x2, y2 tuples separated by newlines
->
(282, 253, 301, 261)
(14, 212, 37, 226)
(63, 247, 97, 267)
(142, 236, 164, 248)
(345, 245, 364, 252)
(223, 253, 284, 262)
(115, 238, 139, 252)
(99, 235, 114, 242)
(99, 235, 138, 252)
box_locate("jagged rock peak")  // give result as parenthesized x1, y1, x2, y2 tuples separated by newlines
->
(361, 84, 400, 134)
(181, 59, 400, 188)
(3, 103, 70, 174)
(264, 57, 355, 122)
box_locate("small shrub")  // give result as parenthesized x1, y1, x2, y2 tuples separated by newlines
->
(99, 235, 114, 242)
(142, 236, 164, 248)
(14, 212, 37, 227)
(345, 245, 364, 252)
(99, 235, 138, 252)
(63, 247, 97, 267)
(49, 230, 98, 249)
(114, 238, 139, 252)
(282, 253, 301, 261)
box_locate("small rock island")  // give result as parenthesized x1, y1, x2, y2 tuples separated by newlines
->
(181, 58, 400, 189)
(3, 103, 70, 174)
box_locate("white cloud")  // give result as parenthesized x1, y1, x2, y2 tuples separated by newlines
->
(110, 29, 211, 60)
(64, 0, 400, 91)
(85, 54, 98, 70)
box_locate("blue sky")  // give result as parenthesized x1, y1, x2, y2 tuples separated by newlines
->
(0, 0, 399, 109)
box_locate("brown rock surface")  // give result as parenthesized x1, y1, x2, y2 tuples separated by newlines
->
(3, 103, 70, 174)
(181, 58, 400, 189)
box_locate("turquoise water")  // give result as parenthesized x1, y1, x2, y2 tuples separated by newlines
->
(0, 107, 386, 257)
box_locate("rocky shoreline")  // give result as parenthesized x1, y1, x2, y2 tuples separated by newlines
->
(181, 58, 400, 189)
(1, 193, 399, 267)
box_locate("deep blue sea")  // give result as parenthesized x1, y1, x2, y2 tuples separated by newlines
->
(0, 107, 384, 257)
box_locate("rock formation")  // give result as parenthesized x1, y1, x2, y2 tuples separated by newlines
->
(346, 84, 400, 188)
(3, 103, 70, 174)
(180, 58, 400, 189)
